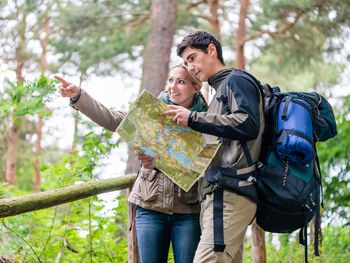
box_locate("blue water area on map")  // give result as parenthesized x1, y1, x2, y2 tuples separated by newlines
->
(127, 124, 195, 167)
(165, 137, 192, 168)
(154, 126, 192, 168)
(139, 147, 156, 157)
(164, 126, 191, 133)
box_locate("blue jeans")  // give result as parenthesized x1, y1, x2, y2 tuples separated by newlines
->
(135, 206, 200, 263)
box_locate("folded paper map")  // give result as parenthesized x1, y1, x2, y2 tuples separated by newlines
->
(116, 89, 220, 192)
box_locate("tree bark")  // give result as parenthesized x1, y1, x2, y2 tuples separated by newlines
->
(33, 15, 50, 193)
(207, 0, 221, 40)
(126, 0, 177, 174)
(0, 174, 136, 218)
(33, 14, 50, 193)
(236, 0, 249, 70)
(5, 123, 19, 185)
(140, 0, 177, 97)
(33, 116, 43, 192)
(70, 73, 84, 153)
(252, 221, 266, 263)
(200, 0, 222, 103)
(5, 10, 27, 184)
(125, 2, 177, 262)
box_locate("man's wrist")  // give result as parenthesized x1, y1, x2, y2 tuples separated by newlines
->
(188, 111, 194, 128)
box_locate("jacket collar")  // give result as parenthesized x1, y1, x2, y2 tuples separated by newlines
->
(208, 68, 233, 90)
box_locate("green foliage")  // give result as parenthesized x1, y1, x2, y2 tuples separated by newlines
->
(243, 226, 350, 262)
(249, 0, 350, 69)
(52, 0, 151, 76)
(0, 75, 56, 119)
(317, 95, 350, 223)
(0, 195, 128, 262)
(40, 125, 119, 191)
(0, 124, 125, 262)
(321, 226, 350, 261)
(1, 1, 349, 261)
(250, 52, 344, 92)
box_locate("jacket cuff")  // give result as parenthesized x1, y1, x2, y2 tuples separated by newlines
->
(188, 111, 195, 128)
(69, 89, 82, 109)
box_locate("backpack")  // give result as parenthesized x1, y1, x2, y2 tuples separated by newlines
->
(217, 69, 337, 261)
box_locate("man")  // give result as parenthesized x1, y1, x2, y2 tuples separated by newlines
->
(162, 31, 265, 262)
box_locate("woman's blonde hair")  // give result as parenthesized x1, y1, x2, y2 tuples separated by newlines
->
(171, 63, 202, 87)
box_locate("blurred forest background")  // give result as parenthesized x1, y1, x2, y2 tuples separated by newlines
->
(0, 0, 349, 262)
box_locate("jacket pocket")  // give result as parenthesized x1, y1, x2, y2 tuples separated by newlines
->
(134, 168, 159, 202)
(140, 167, 158, 181)
(177, 182, 199, 205)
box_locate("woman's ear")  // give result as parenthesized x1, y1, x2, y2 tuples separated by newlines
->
(193, 84, 201, 93)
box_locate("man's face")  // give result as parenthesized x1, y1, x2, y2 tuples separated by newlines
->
(181, 47, 214, 82)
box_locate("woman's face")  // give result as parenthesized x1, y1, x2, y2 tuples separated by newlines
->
(167, 66, 200, 108)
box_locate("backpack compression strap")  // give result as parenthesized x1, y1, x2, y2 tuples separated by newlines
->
(213, 188, 226, 252)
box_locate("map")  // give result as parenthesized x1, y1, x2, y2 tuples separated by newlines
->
(116, 89, 220, 192)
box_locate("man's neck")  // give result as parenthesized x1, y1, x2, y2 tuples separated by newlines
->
(211, 64, 226, 77)
(208, 67, 233, 90)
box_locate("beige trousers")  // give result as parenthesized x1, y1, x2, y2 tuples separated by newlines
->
(193, 191, 257, 263)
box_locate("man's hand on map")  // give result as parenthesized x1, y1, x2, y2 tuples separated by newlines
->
(162, 105, 190, 127)
(137, 152, 155, 170)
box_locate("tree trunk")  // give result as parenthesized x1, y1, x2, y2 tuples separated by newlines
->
(252, 221, 266, 263)
(125, 1, 177, 262)
(5, 123, 19, 185)
(236, 0, 249, 70)
(33, 116, 43, 192)
(33, 15, 50, 192)
(207, 0, 221, 40)
(70, 73, 84, 153)
(140, 0, 177, 97)
(5, 10, 27, 184)
(236, 0, 267, 261)
(200, 0, 222, 103)
(126, 0, 177, 174)
(0, 174, 136, 218)
(6, 62, 24, 184)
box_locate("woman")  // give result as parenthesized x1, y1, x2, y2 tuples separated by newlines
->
(55, 64, 208, 263)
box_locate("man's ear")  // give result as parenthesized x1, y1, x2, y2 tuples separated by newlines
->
(207, 43, 217, 57)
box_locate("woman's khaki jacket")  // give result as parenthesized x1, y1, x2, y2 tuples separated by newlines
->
(71, 90, 200, 214)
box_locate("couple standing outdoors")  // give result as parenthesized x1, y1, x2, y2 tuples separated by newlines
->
(56, 31, 264, 263)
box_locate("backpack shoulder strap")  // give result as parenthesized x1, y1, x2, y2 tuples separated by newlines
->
(217, 69, 264, 166)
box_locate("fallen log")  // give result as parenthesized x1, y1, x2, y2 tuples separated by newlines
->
(0, 174, 136, 218)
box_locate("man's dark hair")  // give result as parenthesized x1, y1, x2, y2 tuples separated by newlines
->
(176, 31, 225, 65)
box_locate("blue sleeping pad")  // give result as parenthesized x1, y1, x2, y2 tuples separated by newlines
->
(276, 96, 314, 166)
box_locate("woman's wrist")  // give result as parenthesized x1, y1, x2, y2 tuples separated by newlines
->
(70, 88, 82, 104)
